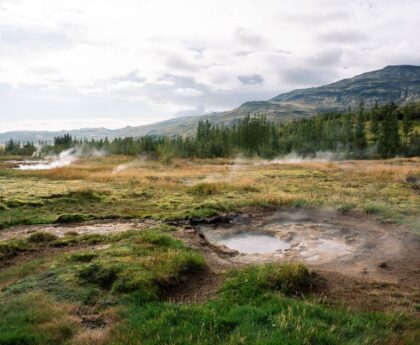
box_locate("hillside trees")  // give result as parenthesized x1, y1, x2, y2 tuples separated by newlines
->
(4, 102, 419, 160)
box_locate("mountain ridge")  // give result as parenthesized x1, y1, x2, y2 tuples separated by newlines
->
(1, 65, 420, 143)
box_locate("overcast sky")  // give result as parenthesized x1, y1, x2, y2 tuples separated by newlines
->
(0, 0, 419, 132)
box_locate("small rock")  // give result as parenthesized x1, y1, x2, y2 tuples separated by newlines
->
(378, 262, 389, 269)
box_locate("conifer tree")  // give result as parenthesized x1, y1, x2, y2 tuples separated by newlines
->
(378, 106, 401, 158)
(353, 102, 367, 157)
(370, 101, 381, 142)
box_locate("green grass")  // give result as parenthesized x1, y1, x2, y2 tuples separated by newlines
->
(1, 231, 417, 345)
(0, 231, 107, 261)
(0, 293, 79, 345)
(4, 228, 206, 304)
(107, 263, 415, 345)
(0, 157, 419, 343)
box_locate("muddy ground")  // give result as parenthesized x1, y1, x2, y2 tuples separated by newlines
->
(1, 208, 419, 314)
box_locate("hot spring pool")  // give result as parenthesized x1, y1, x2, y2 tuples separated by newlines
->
(217, 232, 291, 254)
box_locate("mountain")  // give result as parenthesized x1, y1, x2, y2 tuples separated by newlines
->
(1, 65, 419, 143)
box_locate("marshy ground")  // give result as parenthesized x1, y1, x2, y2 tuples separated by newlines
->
(0, 156, 419, 344)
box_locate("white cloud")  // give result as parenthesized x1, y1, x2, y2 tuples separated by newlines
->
(174, 88, 203, 97)
(0, 0, 419, 131)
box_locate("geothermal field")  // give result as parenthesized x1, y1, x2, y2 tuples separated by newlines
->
(0, 156, 419, 344)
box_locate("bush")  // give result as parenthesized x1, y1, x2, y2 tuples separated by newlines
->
(27, 232, 58, 243)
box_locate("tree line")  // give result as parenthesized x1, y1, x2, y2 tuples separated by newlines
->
(1, 102, 419, 160)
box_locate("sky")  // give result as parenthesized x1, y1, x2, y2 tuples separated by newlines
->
(0, 0, 419, 132)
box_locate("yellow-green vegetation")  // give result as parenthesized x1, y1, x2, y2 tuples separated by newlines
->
(1, 156, 419, 231)
(1, 157, 419, 345)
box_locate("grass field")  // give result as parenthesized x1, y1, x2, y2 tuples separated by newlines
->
(0, 156, 419, 344)
(1, 156, 419, 231)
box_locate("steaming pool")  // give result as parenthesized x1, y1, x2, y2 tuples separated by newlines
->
(199, 210, 358, 264)
(218, 232, 291, 254)
(8, 149, 77, 170)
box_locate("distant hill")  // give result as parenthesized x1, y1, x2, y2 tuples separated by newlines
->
(1, 65, 420, 143)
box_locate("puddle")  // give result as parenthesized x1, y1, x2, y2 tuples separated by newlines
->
(218, 232, 291, 254)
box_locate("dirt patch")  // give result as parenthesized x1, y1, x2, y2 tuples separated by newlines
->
(190, 208, 420, 314)
(0, 219, 160, 241)
(197, 208, 420, 280)
(314, 270, 420, 314)
(163, 269, 222, 304)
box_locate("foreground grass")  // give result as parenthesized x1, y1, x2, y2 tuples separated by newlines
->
(0, 156, 419, 231)
(0, 226, 206, 345)
(103, 264, 417, 345)
(2, 242, 416, 345)
(1, 157, 419, 344)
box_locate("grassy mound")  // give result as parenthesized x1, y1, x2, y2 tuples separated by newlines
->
(220, 263, 312, 300)
(109, 263, 414, 345)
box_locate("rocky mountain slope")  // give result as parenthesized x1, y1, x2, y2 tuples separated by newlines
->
(1, 65, 419, 142)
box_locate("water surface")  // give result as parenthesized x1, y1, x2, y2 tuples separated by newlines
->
(218, 232, 291, 254)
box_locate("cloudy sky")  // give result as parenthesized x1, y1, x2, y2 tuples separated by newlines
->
(0, 0, 419, 132)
